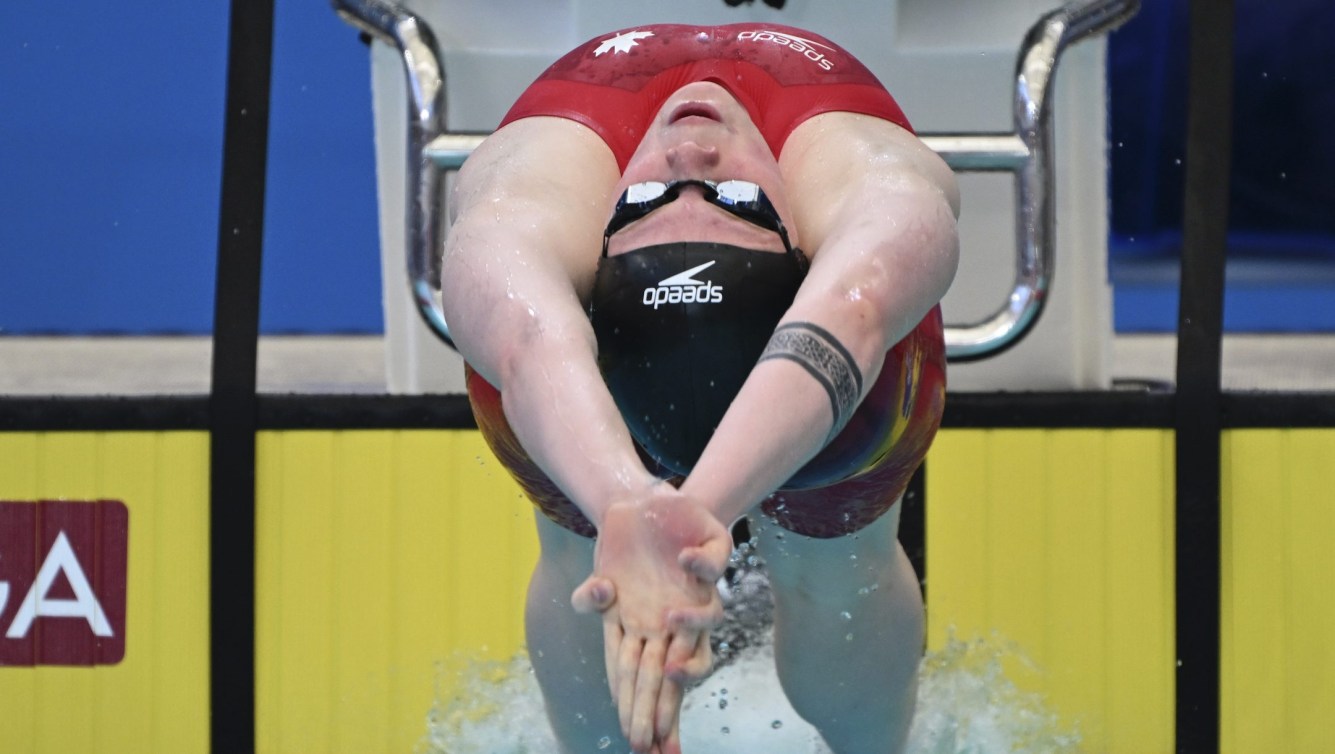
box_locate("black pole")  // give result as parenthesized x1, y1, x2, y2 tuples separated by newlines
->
(210, 0, 274, 750)
(1174, 0, 1233, 750)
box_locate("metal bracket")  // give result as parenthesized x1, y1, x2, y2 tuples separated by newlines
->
(333, 0, 1139, 360)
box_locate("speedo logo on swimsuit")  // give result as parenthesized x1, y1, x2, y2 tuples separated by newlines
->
(737, 30, 835, 71)
(643, 261, 724, 308)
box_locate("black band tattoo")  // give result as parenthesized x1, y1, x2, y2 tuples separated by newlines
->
(759, 322, 863, 438)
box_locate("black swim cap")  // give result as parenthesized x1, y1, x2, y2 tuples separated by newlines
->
(590, 242, 807, 475)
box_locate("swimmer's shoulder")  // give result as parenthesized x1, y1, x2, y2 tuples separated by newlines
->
(781, 112, 956, 208)
(779, 112, 959, 254)
(453, 116, 620, 224)
(449, 116, 621, 289)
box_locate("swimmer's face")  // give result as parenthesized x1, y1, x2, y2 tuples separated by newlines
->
(606, 82, 797, 256)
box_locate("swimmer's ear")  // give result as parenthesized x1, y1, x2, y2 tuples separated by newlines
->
(572, 575, 617, 613)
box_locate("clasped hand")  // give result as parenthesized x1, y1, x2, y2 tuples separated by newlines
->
(571, 487, 732, 754)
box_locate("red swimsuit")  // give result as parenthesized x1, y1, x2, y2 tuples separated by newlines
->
(468, 23, 946, 538)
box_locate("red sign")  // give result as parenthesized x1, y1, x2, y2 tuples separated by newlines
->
(0, 500, 128, 666)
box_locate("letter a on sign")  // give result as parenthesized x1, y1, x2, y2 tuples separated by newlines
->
(7, 532, 114, 639)
(0, 500, 128, 666)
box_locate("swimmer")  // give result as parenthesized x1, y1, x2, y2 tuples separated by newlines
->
(444, 23, 958, 754)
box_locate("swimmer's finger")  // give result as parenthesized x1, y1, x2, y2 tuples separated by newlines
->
(617, 636, 644, 738)
(654, 675, 684, 743)
(659, 714, 683, 754)
(662, 629, 697, 675)
(604, 619, 623, 701)
(667, 601, 724, 632)
(665, 631, 712, 683)
(571, 576, 616, 614)
(679, 538, 730, 583)
(630, 639, 667, 751)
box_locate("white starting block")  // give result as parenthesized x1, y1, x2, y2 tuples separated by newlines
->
(338, 0, 1138, 392)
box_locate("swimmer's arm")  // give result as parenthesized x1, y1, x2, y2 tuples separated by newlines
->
(442, 117, 659, 523)
(683, 114, 959, 525)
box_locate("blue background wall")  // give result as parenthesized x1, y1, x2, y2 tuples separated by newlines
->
(1, 0, 1331, 335)
(0, 0, 380, 334)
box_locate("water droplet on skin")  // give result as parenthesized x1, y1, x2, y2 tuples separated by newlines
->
(845, 633, 854, 641)
(718, 699, 728, 709)
(840, 611, 852, 621)
(720, 688, 727, 695)
(721, 726, 730, 734)
(597, 735, 612, 749)
(772, 720, 784, 729)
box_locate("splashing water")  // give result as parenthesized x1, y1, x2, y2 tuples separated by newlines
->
(423, 568, 1080, 754)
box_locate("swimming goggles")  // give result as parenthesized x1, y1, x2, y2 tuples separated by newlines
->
(602, 179, 794, 256)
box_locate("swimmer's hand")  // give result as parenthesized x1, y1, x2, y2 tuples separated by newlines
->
(572, 489, 731, 754)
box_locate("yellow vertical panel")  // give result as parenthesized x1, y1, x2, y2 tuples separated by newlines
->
(256, 430, 538, 754)
(257, 431, 337, 754)
(330, 432, 394, 753)
(983, 430, 1049, 679)
(143, 433, 212, 751)
(927, 428, 1174, 753)
(924, 431, 989, 646)
(1282, 431, 1335, 753)
(1103, 430, 1175, 754)
(388, 432, 474, 749)
(32, 434, 110, 754)
(443, 432, 537, 658)
(0, 433, 39, 754)
(1221, 430, 1287, 752)
(0, 432, 210, 754)
(1042, 430, 1109, 744)
(1222, 429, 1335, 754)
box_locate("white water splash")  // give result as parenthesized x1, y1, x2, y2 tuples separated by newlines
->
(424, 635, 1079, 754)
(424, 569, 1079, 753)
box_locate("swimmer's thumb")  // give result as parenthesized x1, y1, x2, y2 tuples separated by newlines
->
(571, 576, 616, 613)
(679, 539, 730, 583)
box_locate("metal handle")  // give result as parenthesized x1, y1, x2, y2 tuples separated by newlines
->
(332, 0, 454, 347)
(335, 0, 1139, 360)
(941, 0, 1141, 361)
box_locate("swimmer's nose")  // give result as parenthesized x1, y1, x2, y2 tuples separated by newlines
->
(666, 142, 720, 173)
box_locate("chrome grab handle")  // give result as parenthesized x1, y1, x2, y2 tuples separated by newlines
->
(334, 0, 1139, 360)
(332, 0, 454, 346)
(941, 0, 1141, 360)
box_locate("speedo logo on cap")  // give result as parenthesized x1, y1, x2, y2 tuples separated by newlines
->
(737, 30, 835, 71)
(643, 261, 724, 309)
